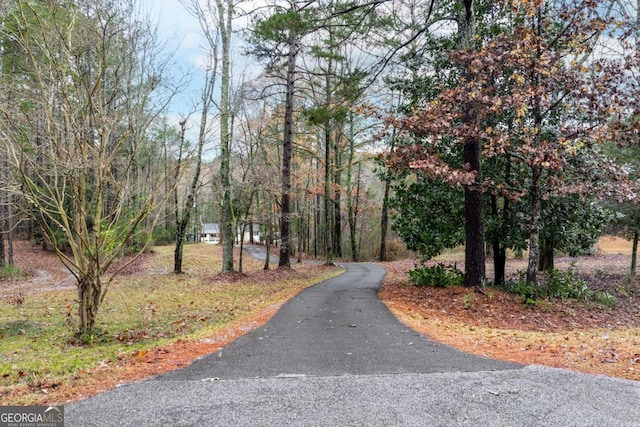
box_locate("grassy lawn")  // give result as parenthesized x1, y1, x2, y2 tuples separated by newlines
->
(0, 243, 343, 405)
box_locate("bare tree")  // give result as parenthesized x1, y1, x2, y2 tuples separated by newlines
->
(0, 0, 176, 336)
(183, 0, 235, 272)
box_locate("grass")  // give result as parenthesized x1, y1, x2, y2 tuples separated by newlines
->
(0, 264, 23, 280)
(0, 244, 343, 405)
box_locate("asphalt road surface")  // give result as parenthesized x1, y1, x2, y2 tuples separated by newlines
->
(67, 248, 640, 426)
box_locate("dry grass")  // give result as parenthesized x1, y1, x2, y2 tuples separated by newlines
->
(0, 242, 343, 405)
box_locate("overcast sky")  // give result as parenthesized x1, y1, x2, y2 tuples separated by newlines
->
(140, 0, 264, 152)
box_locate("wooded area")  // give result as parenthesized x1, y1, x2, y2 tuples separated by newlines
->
(1, 0, 640, 335)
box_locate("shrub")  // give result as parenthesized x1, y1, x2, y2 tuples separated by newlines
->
(545, 267, 591, 301)
(595, 291, 617, 307)
(408, 263, 463, 288)
(499, 266, 616, 307)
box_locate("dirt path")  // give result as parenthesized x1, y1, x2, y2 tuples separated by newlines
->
(0, 241, 75, 298)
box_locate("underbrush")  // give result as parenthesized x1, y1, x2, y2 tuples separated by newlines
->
(407, 262, 618, 307)
(498, 266, 618, 307)
(408, 263, 463, 288)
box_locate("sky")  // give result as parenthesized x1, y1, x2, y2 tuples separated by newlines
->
(141, 0, 265, 151)
(144, 0, 209, 129)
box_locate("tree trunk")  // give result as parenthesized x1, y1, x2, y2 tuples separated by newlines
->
(278, 31, 297, 269)
(349, 162, 362, 262)
(380, 130, 396, 262)
(323, 121, 333, 265)
(459, 0, 485, 287)
(238, 223, 245, 273)
(379, 177, 391, 262)
(493, 243, 506, 287)
(264, 215, 272, 270)
(174, 236, 185, 274)
(346, 115, 358, 262)
(333, 139, 343, 259)
(538, 237, 555, 272)
(490, 194, 505, 286)
(314, 188, 320, 259)
(463, 138, 485, 287)
(632, 230, 638, 276)
(526, 167, 542, 287)
(174, 71, 208, 273)
(0, 187, 5, 268)
(77, 272, 102, 336)
(7, 231, 12, 266)
(0, 229, 5, 268)
(219, 0, 235, 273)
(7, 195, 13, 265)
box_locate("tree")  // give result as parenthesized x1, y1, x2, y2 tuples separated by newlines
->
(394, 0, 623, 288)
(604, 143, 640, 276)
(0, 0, 175, 336)
(489, 0, 619, 287)
(173, 96, 209, 273)
(390, 176, 465, 261)
(458, 0, 486, 287)
(183, 0, 235, 272)
(217, 0, 235, 273)
(388, 0, 487, 286)
(250, 1, 319, 268)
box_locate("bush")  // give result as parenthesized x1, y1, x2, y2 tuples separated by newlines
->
(499, 266, 616, 307)
(408, 263, 463, 288)
(545, 268, 591, 301)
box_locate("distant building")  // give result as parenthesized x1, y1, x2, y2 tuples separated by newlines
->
(201, 222, 264, 244)
(200, 223, 220, 244)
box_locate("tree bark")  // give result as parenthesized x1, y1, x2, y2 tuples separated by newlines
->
(379, 177, 391, 262)
(218, 0, 235, 273)
(278, 31, 297, 268)
(174, 102, 206, 274)
(632, 230, 638, 276)
(347, 157, 360, 262)
(380, 130, 396, 262)
(526, 167, 542, 287)
(463, 138, 485, 287)
(346, 114, 358, 262)
(459, 0, 485, 287)
(490, 194, 506, 286)
(538, 237, 555, 272)
(323, 124, 333, 264)
(333, 137, 343, 259)
(0, 186, 5, 268)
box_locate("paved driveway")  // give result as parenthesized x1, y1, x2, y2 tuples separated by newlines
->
(67, 250, 640, 426)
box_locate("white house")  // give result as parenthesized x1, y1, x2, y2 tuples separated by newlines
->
(201, 223, 263, 244)
(200, 223, 220, 244)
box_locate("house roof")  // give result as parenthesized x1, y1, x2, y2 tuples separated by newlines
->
(202, 223, 219, 234)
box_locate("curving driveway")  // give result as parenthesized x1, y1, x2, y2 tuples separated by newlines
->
(67, 248, 640, 426)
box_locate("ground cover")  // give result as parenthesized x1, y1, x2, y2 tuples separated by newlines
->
(378, 236, 640, 381)
(0, 242, 342, 405)
(2, 236, 638, 406)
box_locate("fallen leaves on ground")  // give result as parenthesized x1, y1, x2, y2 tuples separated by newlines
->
(0, 242, 341, 405)
(378, 255, 640, 381)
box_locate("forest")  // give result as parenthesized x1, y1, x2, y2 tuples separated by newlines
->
(1, 0, 640, 337)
